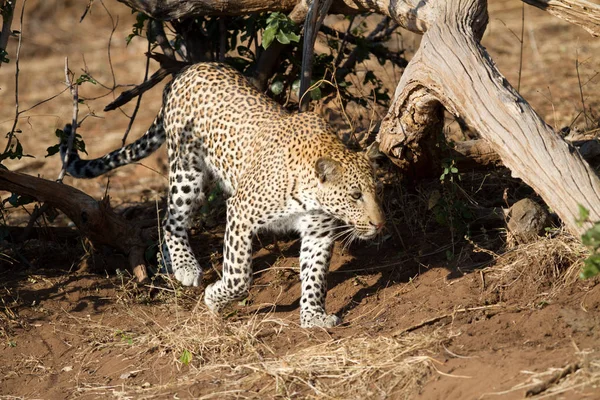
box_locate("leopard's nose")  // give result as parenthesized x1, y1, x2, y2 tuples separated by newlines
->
(370, 221, 385, 232)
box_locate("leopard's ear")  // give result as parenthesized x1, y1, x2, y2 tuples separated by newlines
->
(315, 157, 342, 183)
(364, 141, 384, 161)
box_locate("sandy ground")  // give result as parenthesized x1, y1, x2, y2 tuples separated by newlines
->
(1, 1, 600, 399)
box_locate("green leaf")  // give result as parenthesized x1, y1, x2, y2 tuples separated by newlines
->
(0, 48, 9, 64)
(284, 31, 300, 43)
(270, 81, 284, 95)
(582, 223, 600, 248)
(75, 74, 97, 86)
(291, 79, 301, 94)
(46, 144, 60, 157)
(276, 30, 291, 45)
(262, 26, 277, 49)
(125, 33, 135, 45)
(179, 349, 192, 365)
(310, 86, 322, 100)
(8, 193, 34, 207)
(450, 167, 459, 173)
(577, 204, 590, 227)
(581, 254, 600, 279)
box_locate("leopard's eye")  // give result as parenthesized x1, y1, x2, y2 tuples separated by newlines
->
(350, 191, 362, 200)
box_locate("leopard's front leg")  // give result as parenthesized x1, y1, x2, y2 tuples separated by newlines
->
(297, 213, 341, 328)
(204, 199, 253, 313)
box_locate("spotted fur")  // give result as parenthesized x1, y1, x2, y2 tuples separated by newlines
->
(60, 63, 385, 328)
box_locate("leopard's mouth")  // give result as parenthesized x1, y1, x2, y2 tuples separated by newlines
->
(353, 224, 379, 241)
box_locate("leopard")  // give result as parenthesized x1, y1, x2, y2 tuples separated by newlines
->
(60, 62, 385, 328)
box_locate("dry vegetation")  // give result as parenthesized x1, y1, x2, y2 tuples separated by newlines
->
(1, 0, 600, 399)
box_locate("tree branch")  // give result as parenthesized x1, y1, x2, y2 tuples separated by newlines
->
(104, 53, 189, 111)
(0, 169, 152, 282)
(115, 0, 600, 36)
(299, 0, 333, 112)
(377, 0, 600, 236)
(522, 0, 600, 37)
(0, 0, 15, 68)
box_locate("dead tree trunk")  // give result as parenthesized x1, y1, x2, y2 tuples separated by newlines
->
(376, 0, 600, 236)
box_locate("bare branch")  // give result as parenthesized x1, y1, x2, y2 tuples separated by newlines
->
(116, 0, 600, 36)
(0, 0, 15, 68)
(121, 42, 152, 146)
(104, 59, 188, 111)
(3, 0, 25, 156)
(522, 0, 600, 37)
(57, 58, 79, 183)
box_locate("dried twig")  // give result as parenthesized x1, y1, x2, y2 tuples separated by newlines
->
(57, 58, 79, 183)
(525, 362, 581, 397)
(121, 42, 152, 146)
(3, 0, 25, 155)
(392, 304, 510, 336)
(104, 61, 187, 112)
(80, 0, 94, 22)
(21, 58, 79, 240)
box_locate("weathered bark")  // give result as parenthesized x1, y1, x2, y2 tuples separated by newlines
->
(522, 0, 600, 37)
(115, 0, 600, 36)
(0, 169, 152, 282)
(451, 139, 600, 169)
(376, 0, 600, 235)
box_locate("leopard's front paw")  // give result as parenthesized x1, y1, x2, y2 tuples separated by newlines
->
(173, 265, 203, 287)
(301, 312, 342, 328)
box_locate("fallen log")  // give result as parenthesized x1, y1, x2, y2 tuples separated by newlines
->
(0, 169, 153, 282)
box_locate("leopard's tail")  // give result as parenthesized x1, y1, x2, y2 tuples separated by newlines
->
(60, 109, 166, 179)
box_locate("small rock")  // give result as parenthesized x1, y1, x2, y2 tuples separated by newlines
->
(507, 198, 551, 243)
(62, 366, 73, 372)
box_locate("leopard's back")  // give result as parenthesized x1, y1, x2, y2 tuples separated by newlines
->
(162, 63, 288, 192)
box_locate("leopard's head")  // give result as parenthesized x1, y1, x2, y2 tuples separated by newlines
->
(314, 145, 385, 240)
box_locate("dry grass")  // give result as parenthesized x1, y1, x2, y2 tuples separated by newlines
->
(58, 297, 439, 399)
(483, 231, 586, 305)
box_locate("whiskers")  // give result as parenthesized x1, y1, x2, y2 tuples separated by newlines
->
(330, 224, 355, 242)
(340, 229, 360, 253)
(317, 223, 383, 254)
(322, 224, 363, 254)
